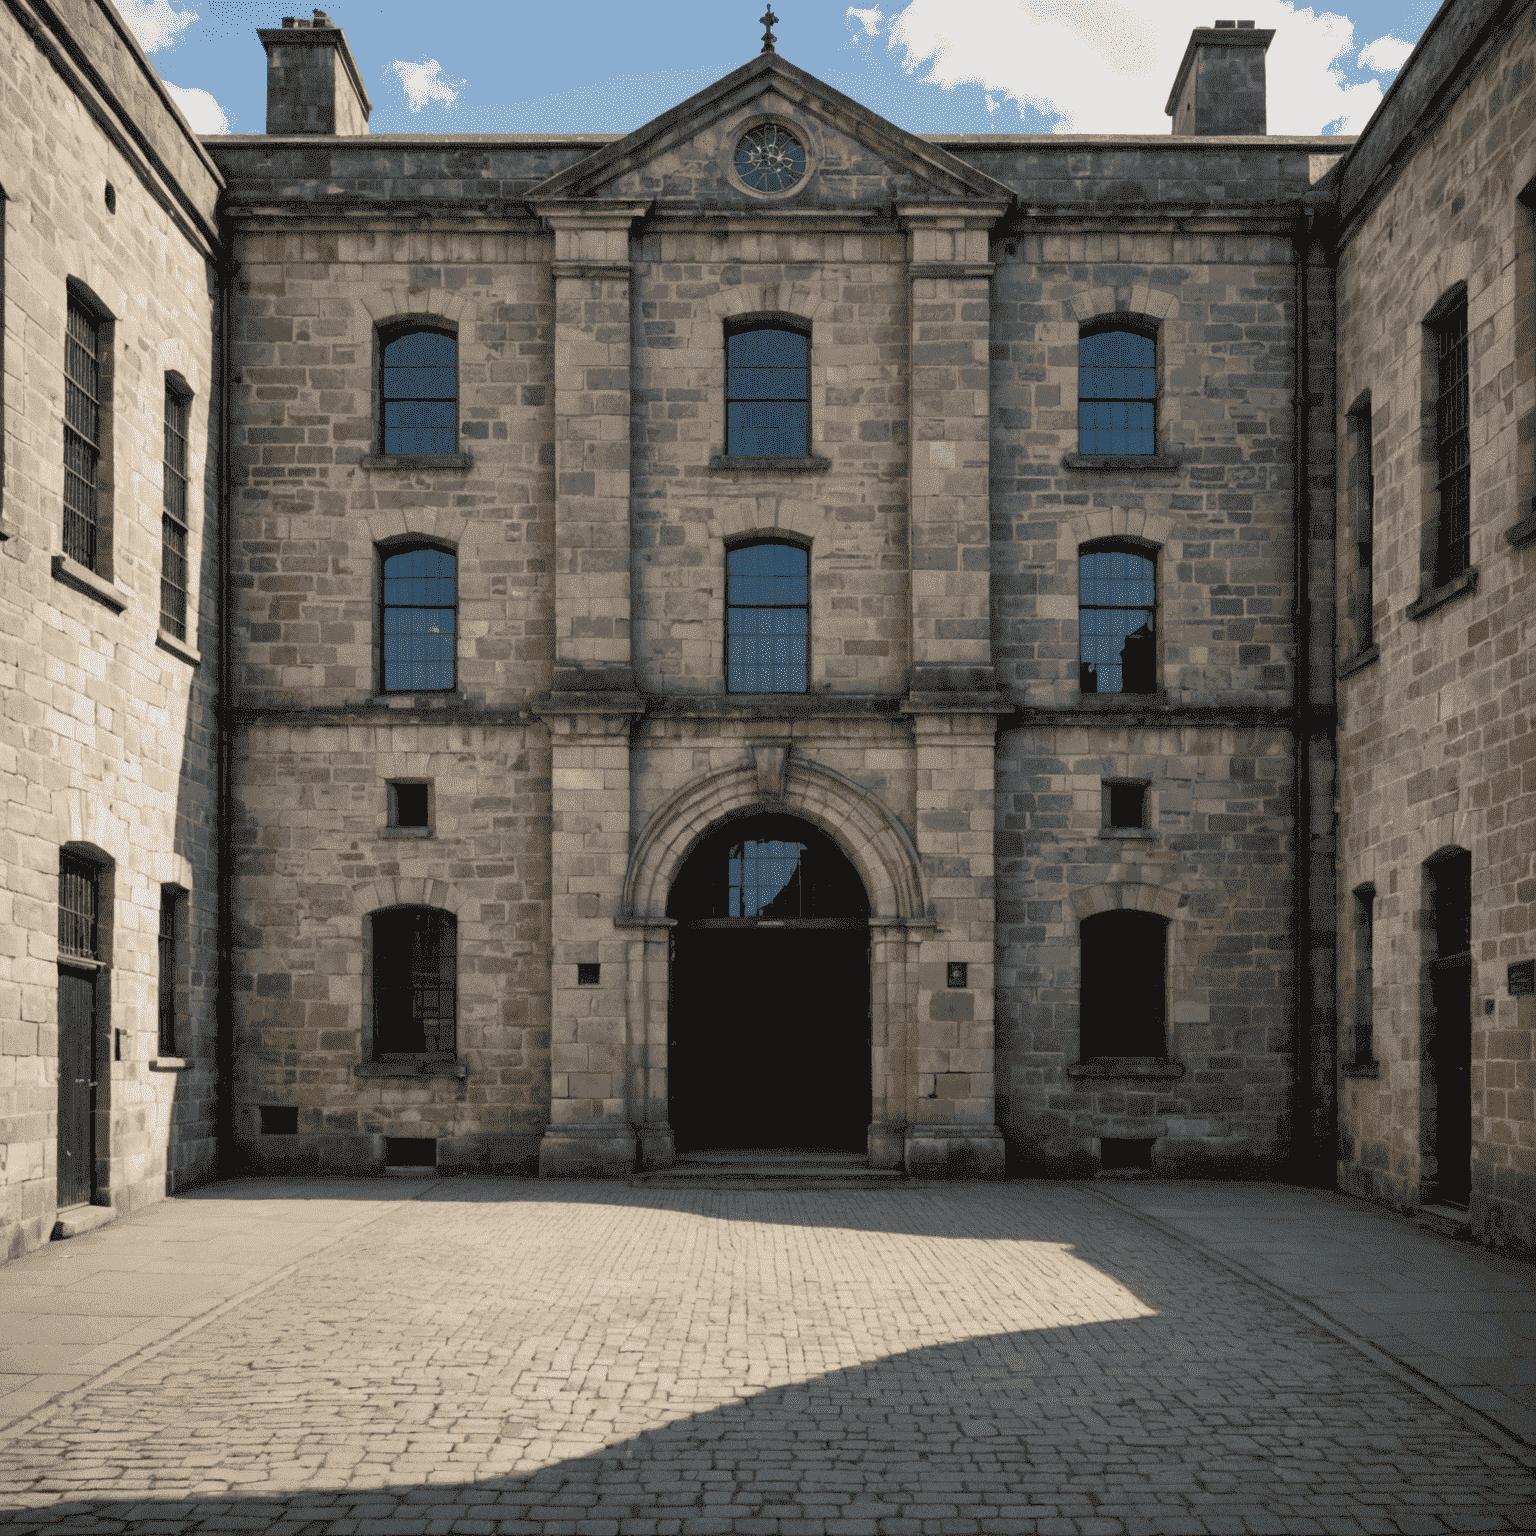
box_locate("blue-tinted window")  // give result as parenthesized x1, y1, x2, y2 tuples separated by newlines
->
(381, 329, 457, 455)
(727, 541, 808, 693)
(1079, 328, 1156, 456)
(727, 327, 808, 456)
(382, 546, 456, 692)
(1079, 544, 1156, 695)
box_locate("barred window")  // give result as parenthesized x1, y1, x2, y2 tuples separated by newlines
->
(381, 545, 456, 692)
(1079, 325, 1156, 456)
(726, 540, 808, 693)
(59, 853, 100, 963)
(158, 888, 180, 1056)
(380, 328, 457, 455)
(1433, 297, 1470, 584)
(1353, 885, 1374, 1067)
(1079, 542, 1156, 695)
(372, 908, 456, 1056)
(726, 324, 808, 456)
(161, 383, 190, 639)
(64, 296, 103, 571)
(1080, 910, 1167, 1059)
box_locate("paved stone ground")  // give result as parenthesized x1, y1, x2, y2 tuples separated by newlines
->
(1, 1180, 1534, 1536)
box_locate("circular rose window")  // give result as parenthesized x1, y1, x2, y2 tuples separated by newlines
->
(734, 123, 807, 193)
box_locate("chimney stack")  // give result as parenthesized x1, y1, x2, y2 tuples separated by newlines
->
(258, 11, 372, 135)
(1165, 19, 1275, 136)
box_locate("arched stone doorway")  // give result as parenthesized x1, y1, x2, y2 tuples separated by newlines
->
(666, 813, 871, 1151)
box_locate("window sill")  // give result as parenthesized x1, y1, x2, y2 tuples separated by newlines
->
(358, 453, 474, 471)
(1336, 643, 1379, 681)
(1342, 1061, 1380, 1079)
(1100, 827, 1155, 840)
(381, 826, 433, 839)
(1406, 566, 1478, 621)
(156, 629, 202, 667)
(1075, 690, 1167, 710)
(1066, 1058, 1186, 1081)
(708, 453, 831, 473)
(52, 554, 128, 613)
(1506, 504, 1536, 549)
(149, 1057, 192, 1072)
(373, 691, 464, 706)
(354, 1058, 469, 1079)
(1062, 452, 1182, 472)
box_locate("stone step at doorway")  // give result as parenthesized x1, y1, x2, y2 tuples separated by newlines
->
(632, 1147, 907, 1189)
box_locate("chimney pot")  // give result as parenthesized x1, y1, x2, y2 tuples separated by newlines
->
(258, 9, 371, 133)
(1166, 22, 1275, 135)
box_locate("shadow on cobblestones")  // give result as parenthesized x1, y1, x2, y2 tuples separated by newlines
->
(3, 1182, 1535, 1536)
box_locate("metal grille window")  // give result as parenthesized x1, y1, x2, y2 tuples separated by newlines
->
(1434, 298, 1470, 584)
(381, 546, 456, 692)
(158, 889, 178, 1056)
(64, 297, 103, 570)
(1079, 543, 1156, 694)
(726, 540, 808, 693)
(1079, 327, 1156, 456)
(1080, 910, 1167, 1059)
(726, 326, 808, 456)
(59, 854, 100, 962)
(1353, 886, 1374, 1067)
(161, 384, 190, 639)
(372, 908, 456, 1056)
(381, 328, 457, 455)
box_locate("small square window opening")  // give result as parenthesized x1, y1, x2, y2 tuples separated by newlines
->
(577, 962, 601, 986)
(947, 962, 968, 989)
(259, 1106, 298, 1135)
(1105, 782, 1149, 829)
(389, 782, 430, 828)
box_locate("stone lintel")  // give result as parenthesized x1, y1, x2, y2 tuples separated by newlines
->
(908, 263, 995, 280)
(895, 200, 1013, 227)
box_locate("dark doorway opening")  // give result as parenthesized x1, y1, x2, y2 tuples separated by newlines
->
(667, 814, 870, 1153)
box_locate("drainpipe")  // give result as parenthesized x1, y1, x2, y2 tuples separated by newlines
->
(1291, 209, 1315, 1185)
(215, 244, 235, 1176)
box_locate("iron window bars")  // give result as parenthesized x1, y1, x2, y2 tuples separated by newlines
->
(381, 328, 457, 455)
(161, 384, 190, 638)
(1079, 544, 1156, 694)
(1434, 298, 1471, 584)
(372, 908, 456, 1056)
(158, 889, 178, 1055)
(64, 296, 103, 571)
(1079, 326, 1156, 456)
(59, 853, 100, 963)
(726, 540, 808, 693)
(726, 326, 808, 456)
(381, 546, 456, 692)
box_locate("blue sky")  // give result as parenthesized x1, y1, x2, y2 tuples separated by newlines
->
(115, 0, 1445, 139)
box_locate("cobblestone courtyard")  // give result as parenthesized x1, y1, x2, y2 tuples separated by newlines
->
(1, 1180, 1534, 1535)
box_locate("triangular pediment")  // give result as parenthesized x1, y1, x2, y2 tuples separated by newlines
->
(525, 51, 1014, 209)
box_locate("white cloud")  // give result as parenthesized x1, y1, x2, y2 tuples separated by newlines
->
(846, 7, 885, 37)
(388, 58, 467, 114)
(164, 81, 229, 133)
(111, 0, 197, 54)
(1358, 34, 1414, 73)
(858, 1, 1410, 135)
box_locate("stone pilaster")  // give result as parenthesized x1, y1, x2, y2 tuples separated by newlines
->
(538, 709, 641, 1177)
(903, 711, 1006, 1179)
(535, 201, 647, 693)
(623, 918, 676, 1170)
(902, 203, 1009, 694)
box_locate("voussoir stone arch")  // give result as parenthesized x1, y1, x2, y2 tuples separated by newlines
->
(356, 877, 468, 919)
(53, 788, 130, 871)
(708, 494, 826, 546)
(707, 284, 828, 326)
(365, 507, 469, 549)
(1068, 286, 1179, 324)
(1068, 878, 1186, 923)
(359, 294, 472, 329)
(622, 753, 925, 923)
(1063, 507, 1174, 551)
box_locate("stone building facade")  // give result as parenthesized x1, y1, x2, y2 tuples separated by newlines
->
(1, 0, 1533, 1261)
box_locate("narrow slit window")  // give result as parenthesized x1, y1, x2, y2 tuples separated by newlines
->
(1079, 543, 1156, 695)
(1353, 886, 1374, 1067)
(64, 296, 103, 571)
(1433, 298, 1470, 584)
(726, 326, 808, 456)
(381, 546, 456, 692)
(1079, 326, 1156, 456)
(372, 908, 456, 1057)
(726, 540, 808, 693)
(158, 888, 180, 1056)
(161, 383, 190, 639)
(59, 854, 100, 963)
(381, 328, 457, 455)
(1353, 403, 1375, 650)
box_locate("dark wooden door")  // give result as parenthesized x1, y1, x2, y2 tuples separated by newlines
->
(57, 966, 96, 1208)
(670, 927, 870, 1152)
(1430, 961, 1472, 1206)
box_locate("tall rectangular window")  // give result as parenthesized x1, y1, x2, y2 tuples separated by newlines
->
(63, 296, 103, 571)
(1353, 885, 1374, 1067)
(1079, 325, 1156, 456)
(161, 384, 190, 639)
(158, 888, 180, 1056)
(372, 908, 456, 1056)
(726, 540, 808, 692)
(1079, 543, 1156, 694)
(1352, 402, 1374, 650)
(726, 325, 808, 456)
(1433, 297, 1470, 585)
(381, 545, 456, 692)
(59, 853, 100, 962)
